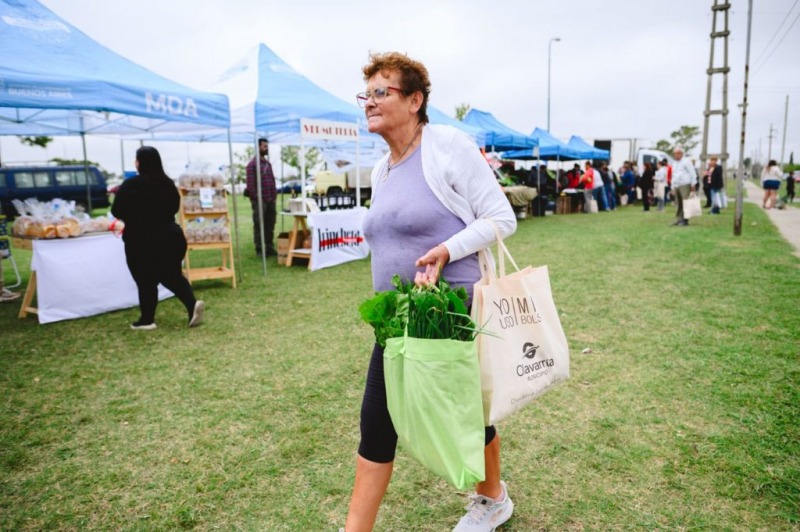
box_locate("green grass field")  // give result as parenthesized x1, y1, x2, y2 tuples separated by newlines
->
(2, 197, 798, 531)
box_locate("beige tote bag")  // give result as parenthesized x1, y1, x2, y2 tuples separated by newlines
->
(471, 226, 570, 425)
(683, 194, 703, 219)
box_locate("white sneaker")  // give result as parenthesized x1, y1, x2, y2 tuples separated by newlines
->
(453, 481, 513, 531)
(189, 300, 205, 328)
(0, 288, 21, 302)
(130, 320, 157, 330)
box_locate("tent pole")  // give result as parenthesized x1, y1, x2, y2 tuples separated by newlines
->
(227, 128, 242, 283)
(80, 130, 92, 213)
(356, 129, 361, 207)
(536, 154, 541, 191)
(301, 139, 306, 213)
(119, 139, 125, 178)
(255, 133, 266, 275)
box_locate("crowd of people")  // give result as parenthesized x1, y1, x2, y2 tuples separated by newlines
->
(529, 147, 738, 225)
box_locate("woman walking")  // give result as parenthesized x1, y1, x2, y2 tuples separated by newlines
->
(760, 160, 782, 209)
(111, 146, 204, 330)
(344, 51, 516, 531)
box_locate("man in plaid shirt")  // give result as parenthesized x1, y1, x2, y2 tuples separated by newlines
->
(246, 138, 278, 256)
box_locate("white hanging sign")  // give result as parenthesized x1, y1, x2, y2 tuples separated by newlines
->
(300, 118, 359, 141)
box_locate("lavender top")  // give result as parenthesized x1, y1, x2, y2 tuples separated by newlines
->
(363, 146, 481, 300)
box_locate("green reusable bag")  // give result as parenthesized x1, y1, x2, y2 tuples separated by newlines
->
(384, 333, 486, 490)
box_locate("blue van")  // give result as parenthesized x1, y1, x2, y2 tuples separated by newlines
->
(0, 165, 110, 217)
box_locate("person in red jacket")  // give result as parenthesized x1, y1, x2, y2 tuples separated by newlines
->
(566, 163, 582, 189)
(580, 161, 595, 213)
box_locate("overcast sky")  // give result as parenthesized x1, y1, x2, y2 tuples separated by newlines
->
(2, 0, 798, 176)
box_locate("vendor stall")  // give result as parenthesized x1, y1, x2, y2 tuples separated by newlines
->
(502, 186, 537, 218)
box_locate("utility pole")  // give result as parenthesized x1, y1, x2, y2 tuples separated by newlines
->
(734, 0, 753, 236)
(767, 124, 775, 162)
(700, 0, 731, 176)
(780, 95, 789, 165)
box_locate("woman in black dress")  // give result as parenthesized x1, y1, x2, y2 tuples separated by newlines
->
(111, 146, 204, 330)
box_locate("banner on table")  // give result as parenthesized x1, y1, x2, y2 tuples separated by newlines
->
(308, 207, 369, 271)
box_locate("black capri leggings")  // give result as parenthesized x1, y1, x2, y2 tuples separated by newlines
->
(124, 224, 196, 324)
(358, 343, 497, 463)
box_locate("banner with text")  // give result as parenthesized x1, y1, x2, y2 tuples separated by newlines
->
(300, 118, 359, 141)
(309, 207, 370, 271)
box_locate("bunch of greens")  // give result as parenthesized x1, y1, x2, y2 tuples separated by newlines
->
(497, 174, 517, 187)
(359, 275, 479, 347)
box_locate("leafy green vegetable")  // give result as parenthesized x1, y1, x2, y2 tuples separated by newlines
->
(359, 276, 479, 347)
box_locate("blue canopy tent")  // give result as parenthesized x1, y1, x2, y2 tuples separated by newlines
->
(567, 136, 610, 160)
(133, 43, 370, 146)
(427, 106, 486, 147)
(136, 43, 378, 273)
(502, 128, 581, 160)
(0, 0, 230, 137)
(0, 0, 231, 215)
(461, 109, 537, 152)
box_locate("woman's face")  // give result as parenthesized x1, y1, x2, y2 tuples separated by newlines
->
(363, 70, 419, 136)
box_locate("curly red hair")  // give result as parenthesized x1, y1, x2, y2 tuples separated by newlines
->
(362, 51, 430, 124)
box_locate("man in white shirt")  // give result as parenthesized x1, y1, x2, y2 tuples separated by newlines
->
(671, 147, 697, 226)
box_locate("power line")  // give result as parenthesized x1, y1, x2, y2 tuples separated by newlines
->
(753, 8, 800, 75)
(751, 0, 799, 66)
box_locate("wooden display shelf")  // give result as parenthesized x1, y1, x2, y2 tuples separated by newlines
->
(185, 266, 236, 283)
(187, 241, 232, 250)
(178, 187, 236, 287)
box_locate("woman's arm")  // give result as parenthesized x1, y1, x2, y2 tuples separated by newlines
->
(443, 138, 516, 262)
(110, 180, 131, 221)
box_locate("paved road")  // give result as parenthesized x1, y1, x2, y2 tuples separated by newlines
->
(742, 179, 800, 259)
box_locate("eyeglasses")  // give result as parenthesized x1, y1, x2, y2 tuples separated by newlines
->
(356, 86, 403, 108)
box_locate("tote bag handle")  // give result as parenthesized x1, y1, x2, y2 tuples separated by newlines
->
(478, 220, 520, 282)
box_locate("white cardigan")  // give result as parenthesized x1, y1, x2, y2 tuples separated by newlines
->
(371, 124, 516, 263)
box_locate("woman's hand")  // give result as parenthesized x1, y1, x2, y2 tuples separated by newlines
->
(414, 244, 450, 286)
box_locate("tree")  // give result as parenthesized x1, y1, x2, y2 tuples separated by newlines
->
(651, 125, 701, 155)
(49, 157, 101, 167)
(669, 125, 701, 155)
(654, 139, 672, 153)
(232, 146, 254, 186)
(455, 103, 471, 121)
(18, 136, 53, 148)
(280, 146, 321, 178)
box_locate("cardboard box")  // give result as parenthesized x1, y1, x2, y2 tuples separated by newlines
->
(277, 230, 310, 262)
(277, 232, 291, 262)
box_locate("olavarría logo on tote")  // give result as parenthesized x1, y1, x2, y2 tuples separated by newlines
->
(516, 342, 554, 380)
(491, 295, 543, 330)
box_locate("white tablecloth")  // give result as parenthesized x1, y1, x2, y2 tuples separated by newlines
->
(31, 233, 172, 324)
